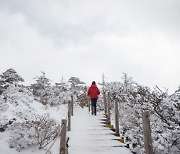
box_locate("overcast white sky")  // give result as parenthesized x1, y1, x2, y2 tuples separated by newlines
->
(0, 0, 180, 92)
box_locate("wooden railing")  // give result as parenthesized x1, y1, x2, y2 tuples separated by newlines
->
(103, 92, 153, 154)
(44, 95, 74, 154)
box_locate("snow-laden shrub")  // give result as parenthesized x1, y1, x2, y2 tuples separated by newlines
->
(8, 114, 60, 151)
(33, 114, 60, 149)
(104, 74, 180, 154)
(0, 77, 63, 152)
(0, 69, 70, 152)
(0, 84, 33, 132)
(0, 97, 9, 112)
(48, 85, 71, 106)
(76, 86, 89, 108)
(9, 121, 37, 151)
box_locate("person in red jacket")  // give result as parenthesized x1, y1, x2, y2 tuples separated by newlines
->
(88, 81, 100, 115)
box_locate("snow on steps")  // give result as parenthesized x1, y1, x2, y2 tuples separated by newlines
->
(68, 107, 132, 154)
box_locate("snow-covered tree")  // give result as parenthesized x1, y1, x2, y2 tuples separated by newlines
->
(0, 68, 24, 95)
(49, 80, 71, 106)
(1, 68, 24, 84)
(30, 72, 51, 104)
(68, 77, 85, 96)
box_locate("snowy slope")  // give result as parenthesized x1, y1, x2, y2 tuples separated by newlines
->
(0, 84, 68, 154)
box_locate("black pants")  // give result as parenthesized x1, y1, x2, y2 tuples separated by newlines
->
(91, 98, 97, 115)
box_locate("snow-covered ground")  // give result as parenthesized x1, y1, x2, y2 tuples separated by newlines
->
(68, 106, 132, 154)
(0, 85, 68, 154)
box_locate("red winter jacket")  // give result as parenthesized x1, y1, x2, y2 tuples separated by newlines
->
(88, 85, 100, 99)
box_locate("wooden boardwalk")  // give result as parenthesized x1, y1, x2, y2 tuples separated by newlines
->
(68, 107, 132, 154)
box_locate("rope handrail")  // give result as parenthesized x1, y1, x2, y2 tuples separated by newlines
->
(44, 99, 72, 154)
(44, 121, 65, 154)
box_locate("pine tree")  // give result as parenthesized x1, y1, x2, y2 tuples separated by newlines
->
(68, 77, 85, 96)
(30, 72, 51, 104)
(0, 68, 24, 95)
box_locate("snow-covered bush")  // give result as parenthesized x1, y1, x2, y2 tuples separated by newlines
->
(151, 89, 180, 154)
(0, 97, 8, 112)
(9, 121, 38, 151)
(8, 114, 60, 151)
(104, 74, 180, 154)
(49, 82, 71, 106)
(76, 86, 89, 108)
(0, 69, 71, 153)
(0, 80, 34, 132)
(0, 74, 62, 151)
(33, 114, 60, 149)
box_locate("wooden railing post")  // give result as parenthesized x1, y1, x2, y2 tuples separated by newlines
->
(71, 95, 74, 116)
(103, 91, 107, 114)
(107, 92, 111, 125)
(88, 99, 91, 112)
(60, 119, 67, 154)
(142, 111, 153, 154)
(68, 101, 71, 131)
(115, 101, 119, 135)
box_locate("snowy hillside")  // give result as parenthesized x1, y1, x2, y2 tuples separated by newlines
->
(0, 84, 68, 154)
